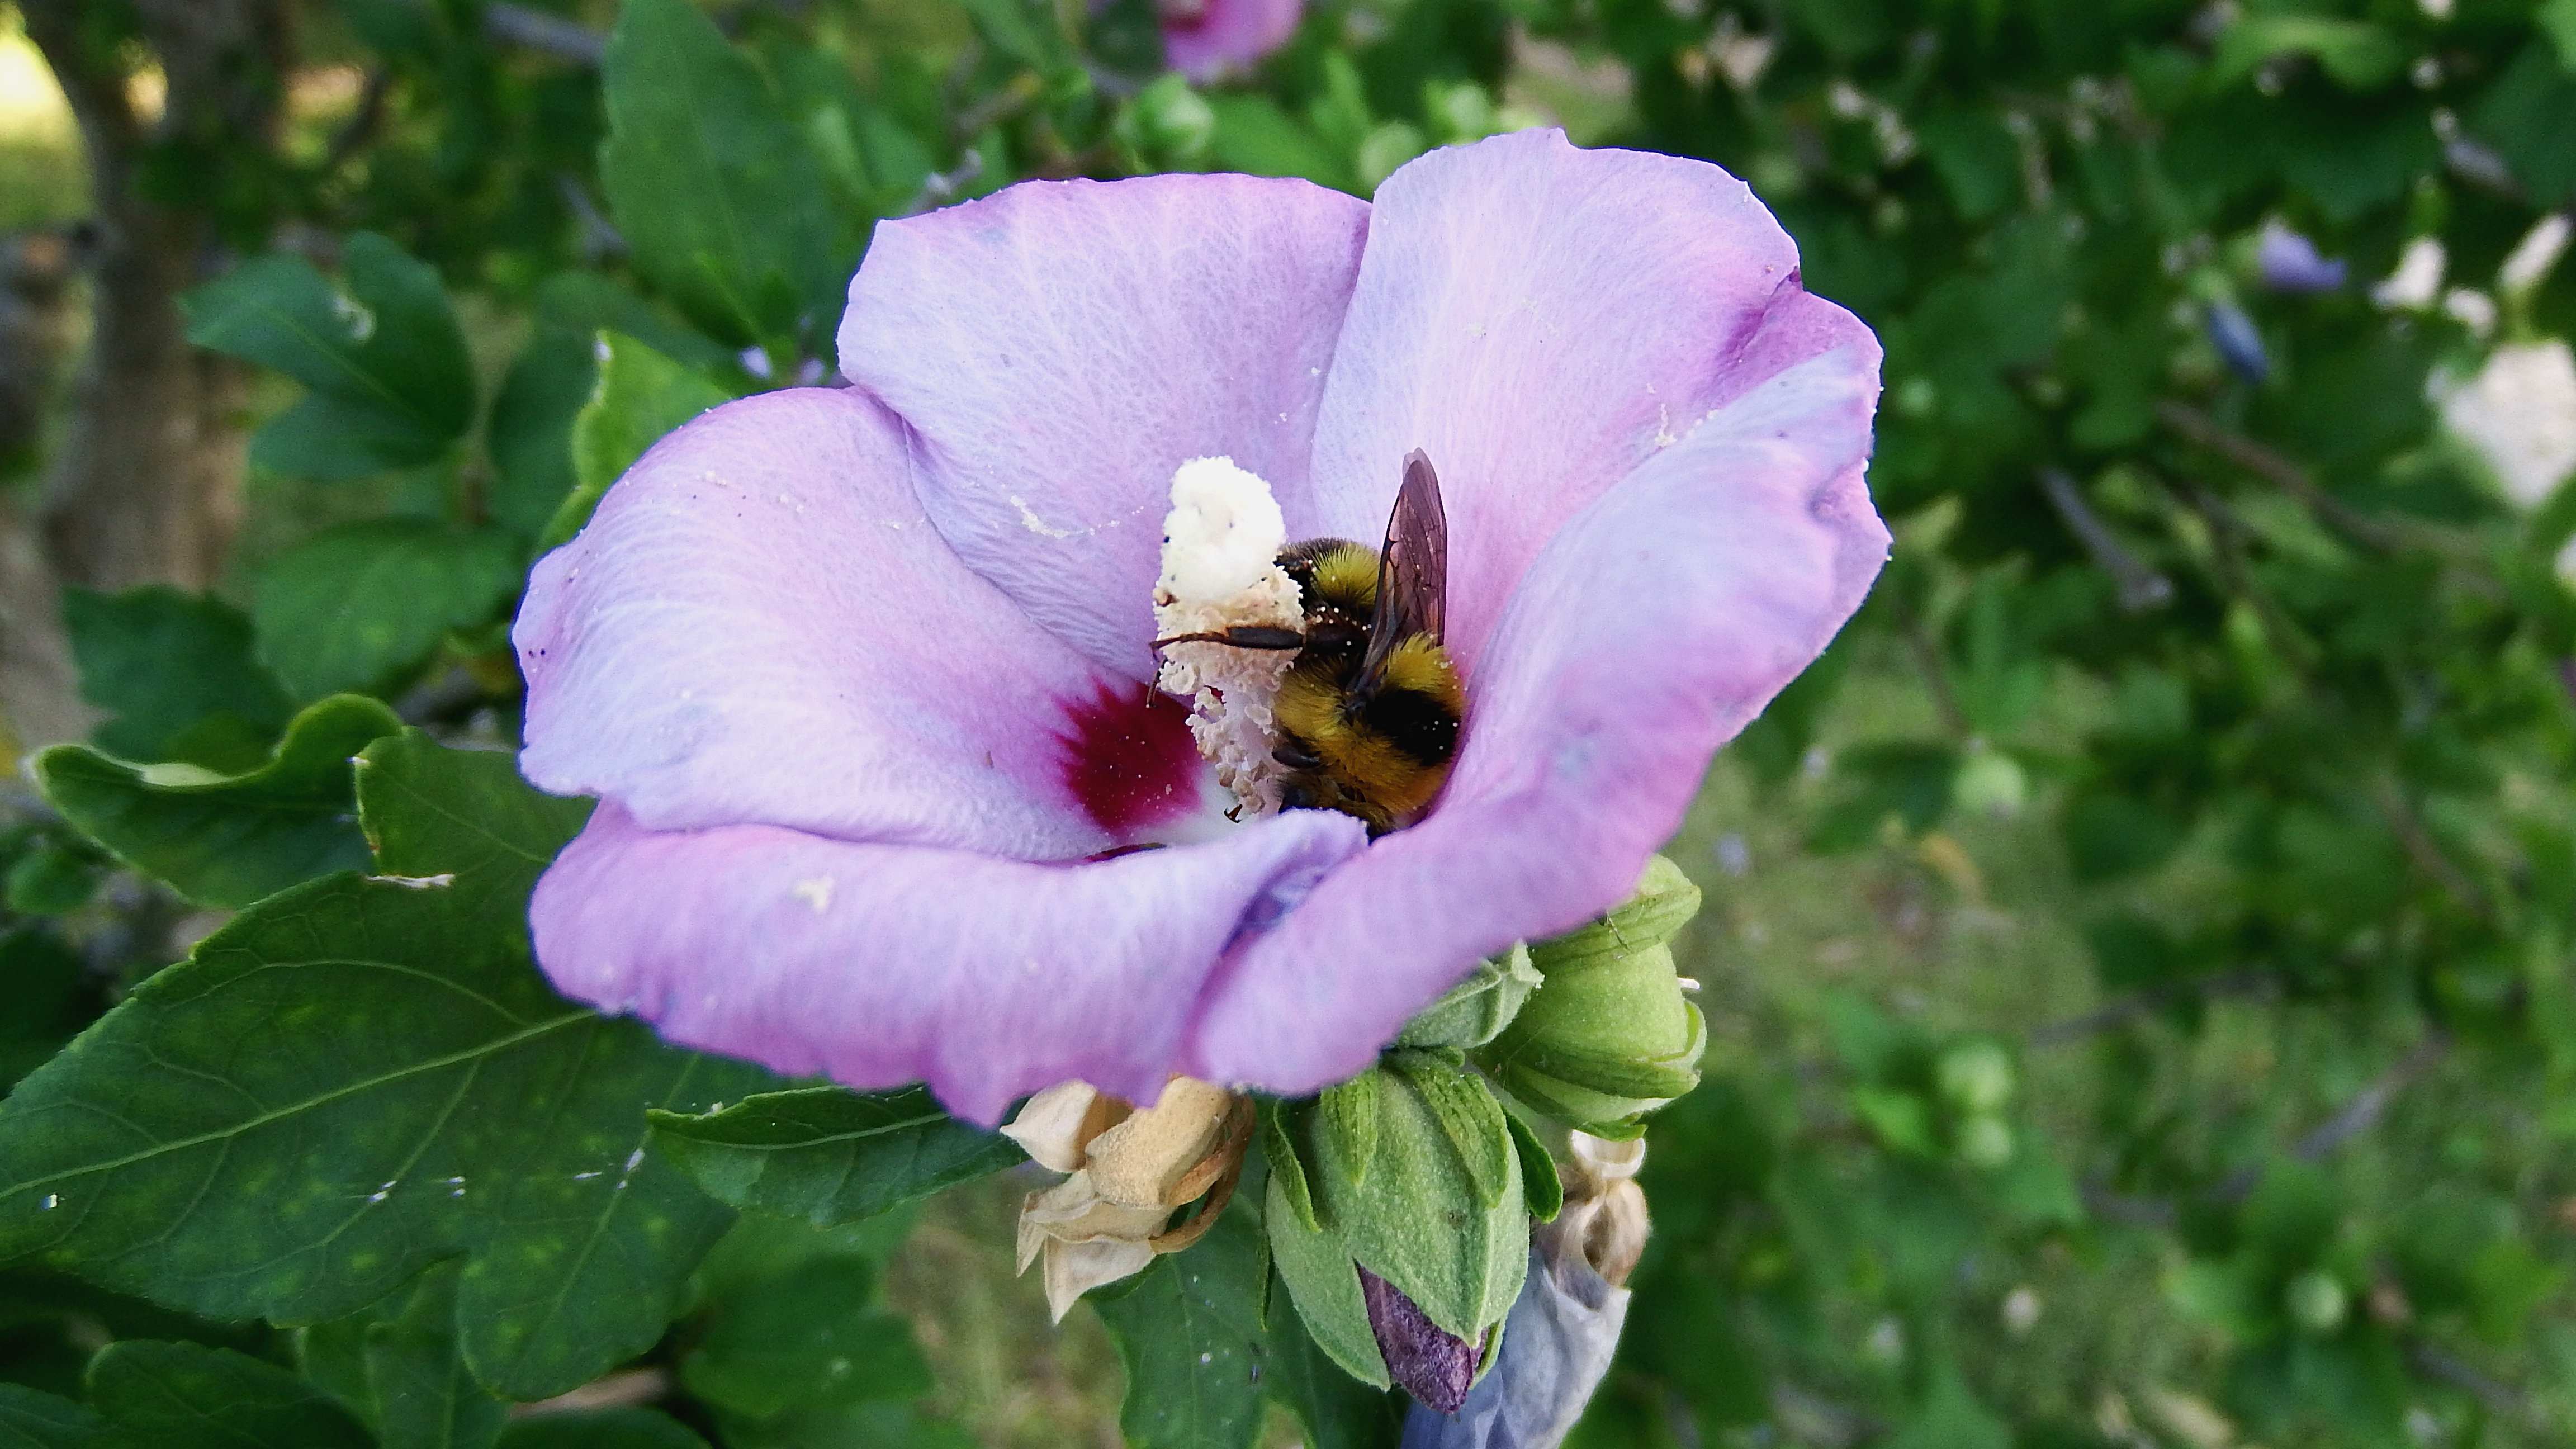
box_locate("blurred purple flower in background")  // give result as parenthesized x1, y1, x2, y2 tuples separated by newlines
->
(2257, 220, 2347, 293)
(512, 130, 1887, 1125)
(1158, 0, 1303, 80)
(2205, 299, 2270, 385)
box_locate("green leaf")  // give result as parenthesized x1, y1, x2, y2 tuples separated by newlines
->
(355, 729, 595, 924)
(0, 1384, 103, 1448)
(648, 1086, 1021, 1227)
(1257, 1309, 1401, 1443)
(2544, 0, 2576, 70)
(487, 325, 599, 542)
(365, 1263, 506, 1449)
(2165, 1259, 2267, 1339)
(541, 333, 736, 550)
(34, 694, 403, 908)
(679, 1256, 931, 1416)
(1850, 1085, 1942, 1158)
(2210, 16, 2402, 93)
(1092, 1202, 1273, 1449)
(0, 874, 766, 1400)
(87, 1341, 371, 1449)
(61, 587, 294, 769)
(184, 234, 473, 480)
(2468, 43, 2576, 206)
(1880, 1369, 2012, 1449)
(708, 1402, 974, 1449)
(956, 0, 1071, 74)
(1088, 0, 1167, 81)
(0, 926, 89, 1093)
(598, 0, 840, 349)
(495, 1412, 711, 1449)
(1914, 108, 2020, 222)
(1259, 1278, 1402, 1449)
(2275, 98, 2438, 223)
(4, 847, 99, 917)
(532, 273, 734, 374)
(253, 519, 525, 702)
(1208, 94, 1357, 192)
(249, 392, 455, 483)
(758, 37, 932, 223)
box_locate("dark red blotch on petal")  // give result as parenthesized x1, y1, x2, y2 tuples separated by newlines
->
(1360, 1266, 1478, 1414)
(1055, 680, 1202, 840)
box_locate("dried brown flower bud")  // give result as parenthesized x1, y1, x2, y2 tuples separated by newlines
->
(1004, 1076, 1254, 1320)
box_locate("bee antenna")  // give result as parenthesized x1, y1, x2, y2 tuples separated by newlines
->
(1152, 627, 1308, 652)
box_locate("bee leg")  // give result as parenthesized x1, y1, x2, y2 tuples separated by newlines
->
(1272, 744, 1323, 770)
(1279, 780, 1320, 812)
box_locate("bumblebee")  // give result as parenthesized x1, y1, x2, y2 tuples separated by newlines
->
(1159, 451, 1464, 836)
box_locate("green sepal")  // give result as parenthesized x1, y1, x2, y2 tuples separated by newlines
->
(34, 694, 403, 908)
(1261, 1099, 1322, 1235)
(1491, 1001, 1709, 1101)
(1394, 944, 1541, 1050)
(1261, 1166, 1388, 1390)
(1318, 1070, 1379, 1188)
(1526, 855, 1702, 968)
(1505, 1111, 1562, 1224)
(1383, 1050, 1513, 1212)
(1307, 1058, 1527, 1341)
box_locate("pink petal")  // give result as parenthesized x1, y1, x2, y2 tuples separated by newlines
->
(1303, 130, 1816, 684)
(1162, 0, 1304, 81)
(1187, 330, 1885, 1093)
(532, 802, 1369, 1125)
(515, 388, 1166, 859)
(837, 174, 1370, 681)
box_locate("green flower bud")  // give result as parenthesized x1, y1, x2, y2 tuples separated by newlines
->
(1952, 748, 2027, 819)
(1267, 1054, 1527, 1357)
(1356, 121, 1427, 190)
(1954, 1114, 2014, 1169)
(1936, 1039, 2015, 1115)
(1396, 944, 1541, 1050)
(1476, 858, 1706, 1135)
(1122, 74, 1214, 164)
(2285, 1269, 2348, 1335)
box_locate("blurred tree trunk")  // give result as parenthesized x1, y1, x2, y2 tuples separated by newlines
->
(3, 0, 290, 754)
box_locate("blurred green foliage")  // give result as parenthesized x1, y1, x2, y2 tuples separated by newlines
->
(3, 0, 2575, 1443)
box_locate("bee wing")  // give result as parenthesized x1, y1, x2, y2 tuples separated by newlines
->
(1354, 449, 1449, 698)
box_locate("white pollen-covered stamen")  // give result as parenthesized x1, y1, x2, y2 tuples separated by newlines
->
(1153, 458, 1304, 818)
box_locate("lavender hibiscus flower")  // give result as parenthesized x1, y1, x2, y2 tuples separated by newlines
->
(514, 129, 1888, 1126)
(1158, 0, 1303, 80)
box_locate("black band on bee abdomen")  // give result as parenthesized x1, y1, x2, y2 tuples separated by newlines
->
(1357, 686, 1461, 768)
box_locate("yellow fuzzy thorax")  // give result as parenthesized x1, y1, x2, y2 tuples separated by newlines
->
(1301, 543, 1381, 613)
